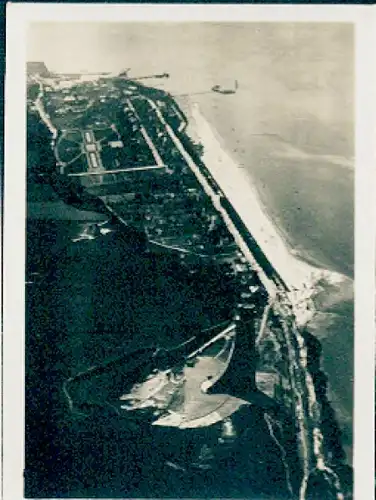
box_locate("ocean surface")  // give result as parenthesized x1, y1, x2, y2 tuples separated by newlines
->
(29, 22, 354, 275)
(113, 23, 354, 459)
(28, 21, 355, 482)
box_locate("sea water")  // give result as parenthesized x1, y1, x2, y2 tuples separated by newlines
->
(27, 21, 354, 493)
(189, 86, 354, 466)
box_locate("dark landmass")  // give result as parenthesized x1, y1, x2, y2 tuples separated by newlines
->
(25, 66, 352, 499)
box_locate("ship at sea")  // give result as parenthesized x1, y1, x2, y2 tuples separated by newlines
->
(25, 63, 352, 499)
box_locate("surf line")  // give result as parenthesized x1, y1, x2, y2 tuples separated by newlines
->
(151, 96, 344, 500)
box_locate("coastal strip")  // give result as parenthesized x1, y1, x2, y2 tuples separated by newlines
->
(148, 94, 316, 484)
(145, 96, 277, 298)
(169, 98, 346, 499)
(29, 73, 349, 497)
(189, 103, 316, 293)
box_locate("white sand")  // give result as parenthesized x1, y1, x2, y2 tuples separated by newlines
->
(190, 102, 316, 290)
(186, 102, 349, 325)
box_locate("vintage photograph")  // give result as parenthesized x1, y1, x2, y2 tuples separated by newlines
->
(23, 19, 355, 500)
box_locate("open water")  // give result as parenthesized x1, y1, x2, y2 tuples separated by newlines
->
(27, 22, 355, 494)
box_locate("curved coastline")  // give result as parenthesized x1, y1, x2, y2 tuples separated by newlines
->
(181, 98, 353, 467)
(183, 100, 349, 290)
(28, 74, 353, 498)
(181, 94, 353, 272)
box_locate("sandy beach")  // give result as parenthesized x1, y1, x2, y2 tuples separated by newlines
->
(184, 101, 348, 293)
(181, 99, 354, 464)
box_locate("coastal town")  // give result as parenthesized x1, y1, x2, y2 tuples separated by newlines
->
(25, 61, 352, 500)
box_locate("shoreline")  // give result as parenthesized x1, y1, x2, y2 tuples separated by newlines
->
(181, 98, 353, 466)
(177, 93, 354, 281)
(182, 100, 349, 294)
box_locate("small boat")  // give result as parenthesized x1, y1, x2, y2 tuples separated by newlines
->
(212, 80, 238, 95)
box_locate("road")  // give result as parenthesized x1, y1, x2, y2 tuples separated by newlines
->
(126, 98, 164, 166)
(28, 76, 347, 499)
(144, 94, 345, 500)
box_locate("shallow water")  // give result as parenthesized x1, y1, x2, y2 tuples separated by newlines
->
(193, 95, 354, 279)
(30, 22, 354, 275)
(28, 20, 354, 484)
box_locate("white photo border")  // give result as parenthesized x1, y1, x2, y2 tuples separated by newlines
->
(3, 4, 375, 499)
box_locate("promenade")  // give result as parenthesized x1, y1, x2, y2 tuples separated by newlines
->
(145, 95, 347, 499)
(189, 104, 317, 293)
(145, 96, 277, 297)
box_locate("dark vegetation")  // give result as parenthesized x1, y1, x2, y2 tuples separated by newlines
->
(115, 106, 156, 167)
(25, 221, 255, 497)
(301, 329, 353, 498)
(27, 83, 40, 101)
(25, 76, 352, 499)
(27, 111, 55, 179)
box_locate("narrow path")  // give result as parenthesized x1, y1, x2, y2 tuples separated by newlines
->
(255, 300, 273, 347)
(143, 95, 276, 296)
(264, 413, 294, 498)
(126, 99, 164, 166)
(144, 94, 345, 499)
(68, 165, 165, 177)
